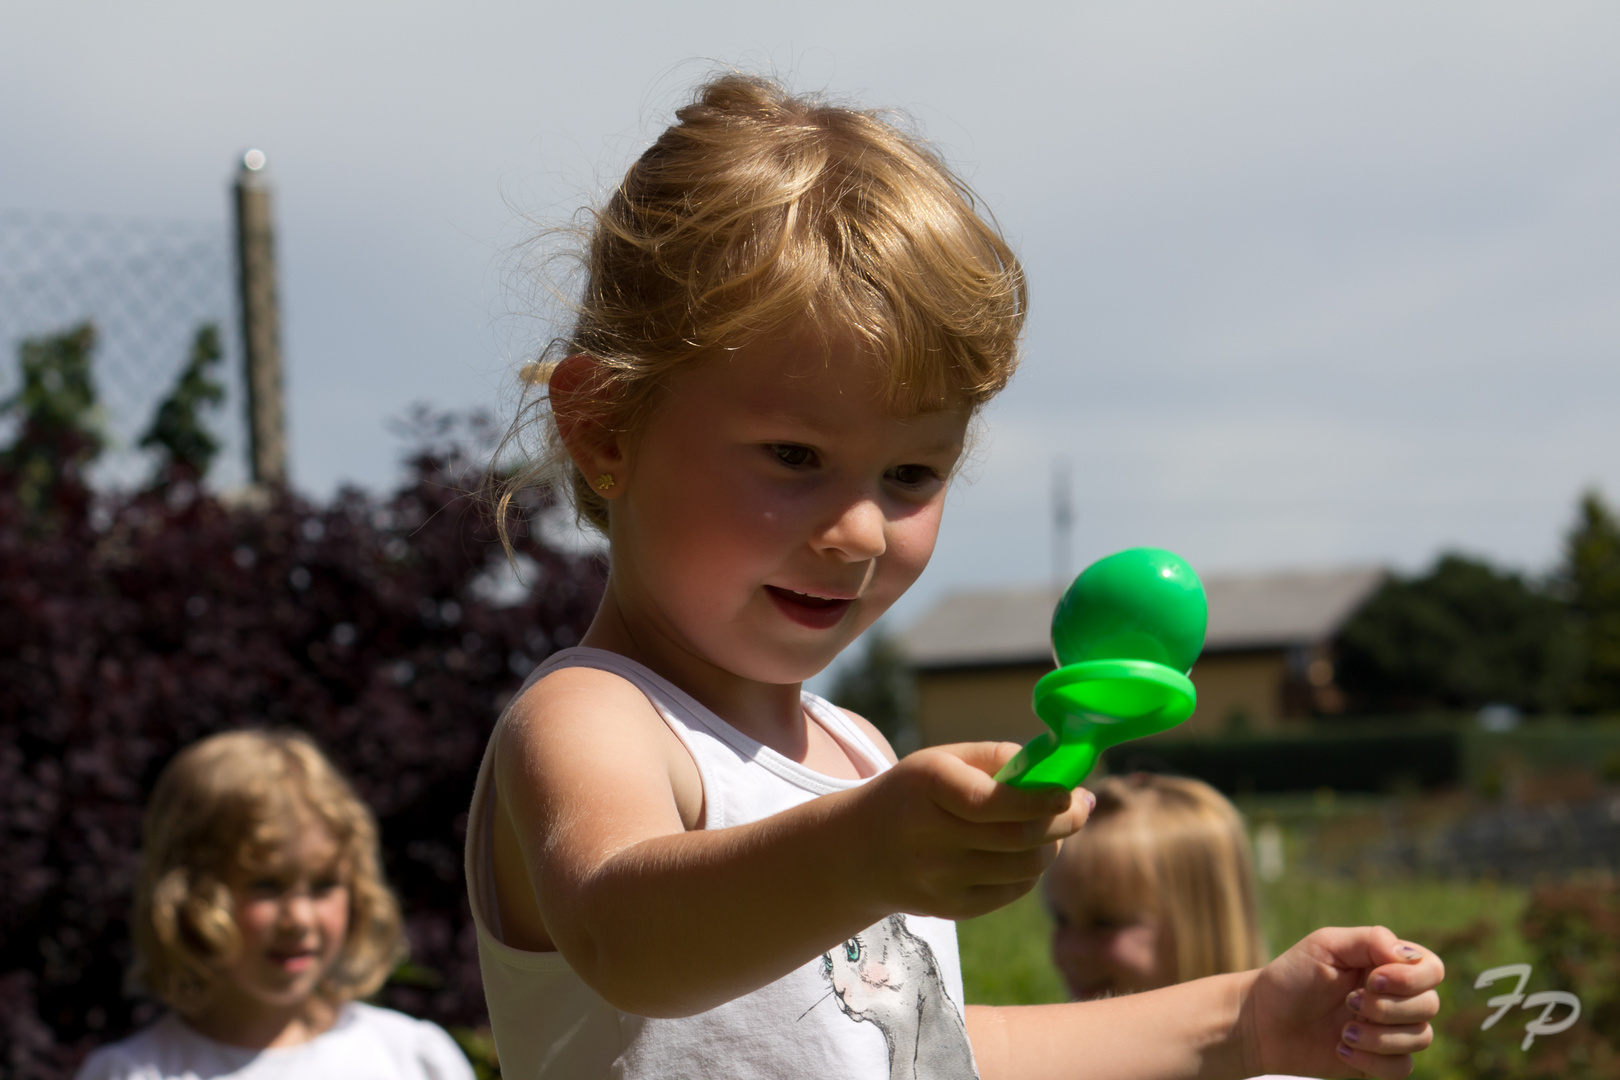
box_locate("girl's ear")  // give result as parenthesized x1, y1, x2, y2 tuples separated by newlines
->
(549, 353, 627, 498)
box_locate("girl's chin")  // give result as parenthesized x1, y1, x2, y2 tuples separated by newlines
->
(709, 635, 848, 686)
(255, 954, 330, 991)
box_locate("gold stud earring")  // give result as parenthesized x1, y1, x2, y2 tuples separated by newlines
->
(594, 473, 615, 492)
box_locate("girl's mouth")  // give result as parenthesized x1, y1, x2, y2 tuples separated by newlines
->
(765, 586, 854, 630)
(267, 947, 318, 973)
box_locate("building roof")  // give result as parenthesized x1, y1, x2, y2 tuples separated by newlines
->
(899, 567, 1387, 670)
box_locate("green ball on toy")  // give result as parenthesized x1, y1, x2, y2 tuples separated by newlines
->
(1050, 548, 1206, 671)
(994, 547, 1208, 790)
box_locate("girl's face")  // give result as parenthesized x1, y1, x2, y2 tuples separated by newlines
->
(220, 819, 350, 1016)
(602, 326, 970, 685)
(1045, 876, 1176, 1000)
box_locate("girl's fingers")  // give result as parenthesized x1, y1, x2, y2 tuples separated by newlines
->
(1348, 987, 1442, 1026)
(1307, 928, 1444, 990)
(1312, 927, 1445, 997)
(1340, 1020, 1434, 1058)
(960, 815, 1084, 851)
(934, 740, 1027, 781)
(926, 746, 1076, 823)
(1365, 949, 1445, 998)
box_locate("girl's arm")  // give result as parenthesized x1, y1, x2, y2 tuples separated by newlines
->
(967, 927, 1443, 1080)
(495, 665, 1088, 1018)
(967, 975, 1250, 1080)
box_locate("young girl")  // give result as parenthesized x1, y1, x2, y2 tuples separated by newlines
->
(468, 73, 1444, 1080)
(77, 730, 473, 1080)
(1044, 773, 1268, 1002)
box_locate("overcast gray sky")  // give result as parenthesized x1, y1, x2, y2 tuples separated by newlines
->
(5, 2, 1619, 631)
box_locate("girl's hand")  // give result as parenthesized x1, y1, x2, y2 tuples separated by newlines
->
(850, 741, 1092, 920)
(1243, 926, 1443, 1080)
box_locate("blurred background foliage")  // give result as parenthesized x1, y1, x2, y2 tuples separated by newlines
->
(1337, 554, 1583, 716)
(1336, 498, 1620, 717)
(1, 323, 604, 1079)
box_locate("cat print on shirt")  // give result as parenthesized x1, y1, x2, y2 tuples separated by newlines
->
(819, 915, 979, 1080)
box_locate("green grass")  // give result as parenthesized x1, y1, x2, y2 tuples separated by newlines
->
(1260, 874, 1529, 972)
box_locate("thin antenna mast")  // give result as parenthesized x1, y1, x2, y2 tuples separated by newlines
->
(1052, 456, 1073, 591)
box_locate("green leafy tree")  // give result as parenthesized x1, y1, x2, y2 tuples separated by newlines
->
(829, 630, 917, 751)
(1565, 490, 1620, 712)
(1336, 554, 1579, 715)
(0, 322, 102, 514)
(138, 324, 224, 480)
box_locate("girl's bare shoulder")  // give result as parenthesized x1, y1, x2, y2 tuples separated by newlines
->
(509, 662, 664, 726)
(498, 661, 702, 828)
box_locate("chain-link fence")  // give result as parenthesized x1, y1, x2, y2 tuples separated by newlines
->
(0, 208, 247, 489)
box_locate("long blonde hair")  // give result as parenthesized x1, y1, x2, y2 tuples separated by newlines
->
(1045, 773, 1266, 983)
(495, 72, 1027, 540)
(131, 730, 405, 1013)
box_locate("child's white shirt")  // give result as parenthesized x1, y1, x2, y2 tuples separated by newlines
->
(466, 646, 979, 1079)
(74, 1002, 474, 1080)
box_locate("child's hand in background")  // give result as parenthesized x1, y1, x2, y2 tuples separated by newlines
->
(1243, 926, 1443, 1080)
(849, 742, 1091, 921)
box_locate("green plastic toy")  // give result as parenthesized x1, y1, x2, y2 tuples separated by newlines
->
(994, 547, 1208, 790)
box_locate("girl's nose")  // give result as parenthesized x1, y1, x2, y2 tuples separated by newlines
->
(817, 497, 886, 561)
(279, 892, 316, 927)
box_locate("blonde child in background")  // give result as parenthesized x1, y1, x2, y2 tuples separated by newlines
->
(1044, 773, 1267, 1002)
(468, 73, 1444, 1080)
(78, 731, 473, 1080)
(1044, 773, 1311, 1080)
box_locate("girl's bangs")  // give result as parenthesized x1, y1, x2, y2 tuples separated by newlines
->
(1059, 819, 1160, 922)
(772, 224, 1023, 417)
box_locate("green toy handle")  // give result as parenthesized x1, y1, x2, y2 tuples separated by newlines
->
(994, 660, 1196, 788)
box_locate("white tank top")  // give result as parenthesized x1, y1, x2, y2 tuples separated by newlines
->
(465, 647, 980, 1080)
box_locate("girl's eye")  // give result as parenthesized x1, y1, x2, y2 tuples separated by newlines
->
(844, 939, 861, 962)
(888, 464, 938, 488)
(770, 444, 816, 468)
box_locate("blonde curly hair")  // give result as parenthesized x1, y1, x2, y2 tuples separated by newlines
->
(131, 730, 405, 1013)
(496, 72, 1027, 540)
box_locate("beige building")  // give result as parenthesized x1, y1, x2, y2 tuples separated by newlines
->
(900, 568, 1386, 748)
